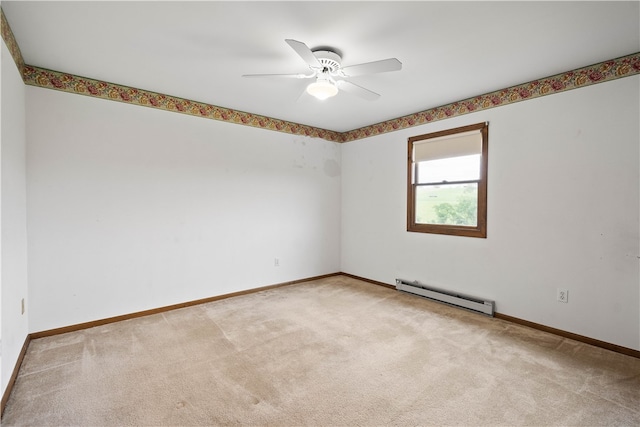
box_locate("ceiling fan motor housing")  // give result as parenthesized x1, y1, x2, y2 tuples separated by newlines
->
(313, 50, 342, 73)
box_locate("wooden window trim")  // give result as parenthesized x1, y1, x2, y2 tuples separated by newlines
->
(407, 122, 488, 238)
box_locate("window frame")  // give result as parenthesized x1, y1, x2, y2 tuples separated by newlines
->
(407, 122, 489, 238)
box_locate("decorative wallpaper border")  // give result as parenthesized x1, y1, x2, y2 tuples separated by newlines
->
(20, 52, 640, 143)
(22, 65, 344, 142)
(2, 7, 639, 143)
(1, 7, 25, 77)
(342, 52, 640, 142)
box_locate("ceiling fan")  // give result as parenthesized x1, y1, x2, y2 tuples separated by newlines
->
(242, 39, 402, 101)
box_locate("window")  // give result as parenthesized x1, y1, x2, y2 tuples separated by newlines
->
(407, 122, 488, 238)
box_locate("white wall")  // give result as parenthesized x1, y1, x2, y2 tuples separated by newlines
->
(26, 87, 341, 332)
(341, 76, 640, 350)
(12, 55, 640, 354)
(1, 41, 29, 394)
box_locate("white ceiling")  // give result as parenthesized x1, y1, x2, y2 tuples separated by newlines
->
(3, 1, 639, 133)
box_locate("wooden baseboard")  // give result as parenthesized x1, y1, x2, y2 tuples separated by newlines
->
(30, 272, 342, 340)
(339, 272, 396, 289)
(1, 335, 31, 418)
(2, 273, 339, 418)
(494, 312, 640, 359)
(8, 270, 637, 418)
(342, 272, 640, 360)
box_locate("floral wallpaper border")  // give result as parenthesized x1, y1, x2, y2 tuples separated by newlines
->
(22, 65, 344, 142)
(1, 8, 25, 77)
(2, 8, 639, 143)
(343, 52, 640, 142)
(1, 8, 342, 142)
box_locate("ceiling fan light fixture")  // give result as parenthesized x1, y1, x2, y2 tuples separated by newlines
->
(306, 78, 339, 100)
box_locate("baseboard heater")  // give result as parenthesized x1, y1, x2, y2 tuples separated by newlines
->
(396, 279, 495, 317)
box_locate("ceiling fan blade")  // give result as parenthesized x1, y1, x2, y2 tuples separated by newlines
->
(242, 73, 312, 79)
(336, 80, 380, 101)
(285, 39, 323, 69)
(341, 58, 402, 77)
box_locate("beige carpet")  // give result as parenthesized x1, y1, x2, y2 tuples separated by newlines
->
(3, 275, 640, 426)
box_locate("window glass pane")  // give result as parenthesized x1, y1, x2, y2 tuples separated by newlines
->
(417, 154, 480, 184)
(415, 183, 478, 226)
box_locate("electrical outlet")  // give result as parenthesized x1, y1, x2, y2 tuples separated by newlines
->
(21, 298, 25, 314)
(557, 288, 568, 303)
(274, 258, 279, 267)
